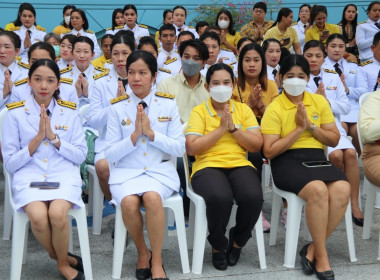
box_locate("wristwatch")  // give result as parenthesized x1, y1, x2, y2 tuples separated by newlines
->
(229, 124, 239, 133)
(309, 123, 317, 132)
(50, 134, 60, 144)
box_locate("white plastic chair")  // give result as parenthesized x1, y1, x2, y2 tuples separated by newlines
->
(4, 168, 93, 280)
(79, 104, 105, 235)
(0, 108, 13, 240)
(184, 155, 267, 274)
(358, 92, 380, 257)
(269, 183, 357, 268)
(111, 162, 190, 279)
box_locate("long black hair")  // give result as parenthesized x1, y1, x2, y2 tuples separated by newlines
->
(297, 4, 311, 22)
(29, 58, 61, 100)
(279, 54, 310, 77)
(338, 4, 358, 40)
(69, 9, 89, 31)
(111, 8, 124, 30)
(215, 9, 236, 36)
(13, 3, 37, 27)
(269, 8, 293, 29)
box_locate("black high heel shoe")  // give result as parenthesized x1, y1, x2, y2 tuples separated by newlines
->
(212, 250, 228, 270)
(72, 271, 85, 280)
(299, 243, 315, 275)
(315, 269, 334, 280)
(226, 227, 242, 266)
(135, 251, 152, 280)
(352, 214, 364, 227)
(68, 252, 84, 274)
(151, 265, 169, 280)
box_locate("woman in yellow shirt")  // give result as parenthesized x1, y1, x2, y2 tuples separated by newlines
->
(186, 63, 263, 271)
(52, 5, 76, 35)
(215, 9, 241, 55)
(261, 54, 349, 280)
(305, 5, 340, 46)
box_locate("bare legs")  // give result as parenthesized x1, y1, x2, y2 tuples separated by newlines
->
(298, 180, 350, 272)
(120, 192, 167, 279)
(341, 122, 361, 156)
(24, 200, 79, 280)
(329, 149, 363, 218)
(95, 158, 111, 201)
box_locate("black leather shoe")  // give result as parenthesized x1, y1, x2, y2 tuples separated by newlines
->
(72, 271, 85, 280)
(68, 252, 84, 274)
(315, 269, 334, 280)
(352, 214, 364, 227)
(151, 265, 169, 280)
(212, 251, 228, 270)
(136, 251, 152, 280)
(226, 227, 242, 266)
(299, 243, 315, 275)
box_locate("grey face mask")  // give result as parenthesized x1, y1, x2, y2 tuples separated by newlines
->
(182, 59, 202, 76)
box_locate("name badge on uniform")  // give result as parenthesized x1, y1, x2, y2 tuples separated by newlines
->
(121, 118, 131, 126)
(326, 86, 337, 91)
(349, 70, 356, 74)
(55, 125, 68, 131)
(312, 112, 319, 120)
(158, 116, 172, 122)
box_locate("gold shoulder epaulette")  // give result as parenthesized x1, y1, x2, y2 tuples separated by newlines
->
(164, 57, 178, 65)
(221, 47, 232, 52)
(61, 30, 71, 35)
(56, 55, 61, 61)
(14, 78, 27, 86)
(346, 60, 358, 64)
(106, 27, 112, 30)
(60, 77, 73, 84)
(85, 30, 94, 34)
(14, 56, 21, 61)
(60, 66, 72, 74)
(188, 26, 195, 29)
(358, 21, 366, 25)
(6, 100, 25, 110)
(228, 62, 236, 66)
(110, 94, 129, 104)
(57, 99, 76, 110)
(36, 25, 46, 32)
(17, 61, 30, 69)
(138, 24, 148, 29)
(291, 22, 297, 26)
(155, 92, 175, 99)
(360, 60, 373, 67)
(115, 25, 124, 30)
(105, 59, 112, 64)
(93, 71, 109, 80)
(13, 26, 20, 31)
(94, 65, 107, 72)
(159, 68, 171, 74)
(323, 68, 337, 74)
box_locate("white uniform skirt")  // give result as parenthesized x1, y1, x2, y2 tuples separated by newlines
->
(14, 184, 84, 213)
(110, 173, 174, 206)
(341, 99, 359, 123)
(327, 118, 355, 155)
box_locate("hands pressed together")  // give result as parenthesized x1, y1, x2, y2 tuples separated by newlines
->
(74, 73, 89, 98)
(37, 104, 56, 142)
(131, 104, 154, 145)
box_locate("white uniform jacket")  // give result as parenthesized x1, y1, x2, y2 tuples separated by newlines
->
(122, 24, 150, 44)
(62, 28, 101, 58)
(356, 59, 380, 94)
(13, 25, 46, 62)
(356, 19, 380, 61)
(105, 90, 185, 192)
(173, 23, 199, 39)
(322, 57, 363, 122)
(88, 67, 119, 154)
(292, 21, 308, 53)
(2, 94, 87, 211)
(56, 58, 75, 70)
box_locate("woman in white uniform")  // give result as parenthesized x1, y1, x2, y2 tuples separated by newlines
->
(122, 4, 150, 45)
(61, 36, 105, 107)
(322, 34, 364, 153)
(292, 4, 311, 54)
(356, 1, 380, 62)
(88, 35, 135, 202)
(10, 42, 79, 106)
(304, 40, 364, 225)
(63, 8, 101, 58)
(57, 34, 76, 70)
(105, 50, 185, 280)
(2, 59, 87, 280)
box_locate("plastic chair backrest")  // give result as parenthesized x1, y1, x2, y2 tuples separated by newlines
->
(0, 108, 9, 141)
(357, 92, 373, 151)
(79, 104, 90, 124)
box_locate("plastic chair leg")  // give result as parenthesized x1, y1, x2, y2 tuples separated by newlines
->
(68, 216, 73, 253)
(187, 201, 195, 250)
(3, 184, 12, 240)
(344, 202, 357, 262)
(269, 192, 282, 246)
(254, 212, 267, 269)
(162, 208, 170, 250)
(88, 165, 104, 235)
(191, 202, 208, 274)
(10, 213, 29, 280)
(112, 207, 127, 279)
(363, 181, 376, 239)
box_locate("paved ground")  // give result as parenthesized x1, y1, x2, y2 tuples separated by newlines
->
(1, 164, 380, 280)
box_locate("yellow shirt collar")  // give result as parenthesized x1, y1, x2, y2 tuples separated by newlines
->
(206, 98, 235, 116)
(280, 91, 312, 110)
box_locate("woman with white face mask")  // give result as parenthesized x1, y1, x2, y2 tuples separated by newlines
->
(261, 54, 350, 280)
(186, 63, 263, 271)
(215, 9, 241, 55)
(53, 5, 76, 36)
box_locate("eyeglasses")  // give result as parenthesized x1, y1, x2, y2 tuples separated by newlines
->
(254, 9, 265, 14)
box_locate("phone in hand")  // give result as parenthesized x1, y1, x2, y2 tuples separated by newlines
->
(322, 30, 329, 36)
(301, 161, 332, 168)
(283, 37, 290, 45)
(30, 182, 60, 189)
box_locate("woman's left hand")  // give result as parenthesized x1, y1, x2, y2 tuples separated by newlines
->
(81, 75, 89, 98)
(44, 110, 56, 141)
(316, 82, 326, 98)
(141, 110, 154, 141)
(117, 81, 126, 97)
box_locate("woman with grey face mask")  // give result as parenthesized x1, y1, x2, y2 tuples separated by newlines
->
(186, 63, 263, 271)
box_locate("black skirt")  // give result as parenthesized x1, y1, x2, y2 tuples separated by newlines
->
(271, 149, 347, 195)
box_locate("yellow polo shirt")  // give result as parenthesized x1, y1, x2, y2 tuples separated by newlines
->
(91, 55, 107, 68)
(185, 98, 260, 176)
(263, 25, 299, 50)
(222, 32, 242, 50)
(305, 23, 341, 45)
(53, 25, 71, 36)
(232, 80, 279, 118)
(261, 91, 335, 149)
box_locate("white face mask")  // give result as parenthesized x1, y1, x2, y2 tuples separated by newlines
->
(209, 85, 233, 103)
(218, 20, 229, 29)
(283, 78, 307, 96)
(64, 16, 71, 25)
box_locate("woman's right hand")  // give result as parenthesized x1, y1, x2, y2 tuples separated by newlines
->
(219, 104, 230, 132)
(24, 31, 32, 49)
(74, 75, 83, 97)
(316, 82, 326, 98)
(295, 103, 307, 131)
(37, 105, 47, 141)
(117, 81, 126, 97)
(131, 104, 143, 145)
(247, 84, 262, 108)
(3, 70, 13, 99)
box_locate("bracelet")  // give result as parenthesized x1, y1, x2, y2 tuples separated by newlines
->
(50, 134, 60, 144)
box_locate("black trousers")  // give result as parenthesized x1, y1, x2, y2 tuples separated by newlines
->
(191, 166, 263, 251)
